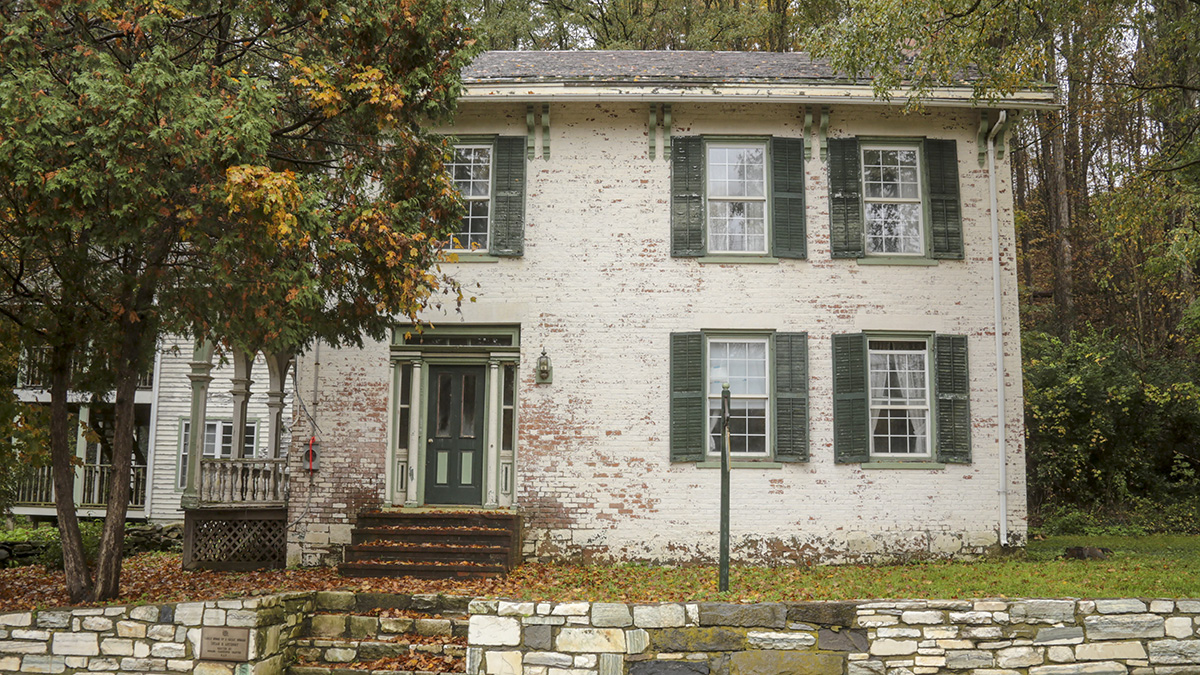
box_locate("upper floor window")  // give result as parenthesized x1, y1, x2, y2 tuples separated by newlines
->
(862, 147, 923, 255)
(671, 136, 807, 260)
(829, 138, 962, 261)
(868, 339, 930, 456)
(706, 144, 767, 254)
(449, 145, 493, 251)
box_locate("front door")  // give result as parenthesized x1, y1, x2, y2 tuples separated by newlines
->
(424, 365, 486, 505)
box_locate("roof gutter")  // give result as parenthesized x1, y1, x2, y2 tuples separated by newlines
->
(460, 83, 1059, 110)
(986, 110, 1011, 547)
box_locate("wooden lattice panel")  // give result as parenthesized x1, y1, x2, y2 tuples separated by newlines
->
(183, 508, 286, 571)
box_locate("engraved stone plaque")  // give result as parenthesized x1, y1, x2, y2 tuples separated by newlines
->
(199, 626, 251, 662)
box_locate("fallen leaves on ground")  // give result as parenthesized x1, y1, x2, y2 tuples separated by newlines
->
(299, 652, 462, 671)
(2, 535, 1199, 612)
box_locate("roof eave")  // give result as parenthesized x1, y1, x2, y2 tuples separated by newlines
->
(459, 81, 1060, 110)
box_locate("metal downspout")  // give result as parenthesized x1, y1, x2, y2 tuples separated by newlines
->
(987, 111, 1009, 546)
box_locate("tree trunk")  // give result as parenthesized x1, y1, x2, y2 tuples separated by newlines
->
(92, 295, 154, 599)
(48, 344, 93, 602)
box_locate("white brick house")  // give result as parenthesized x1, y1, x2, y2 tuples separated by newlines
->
(286, 51, 1055, 566)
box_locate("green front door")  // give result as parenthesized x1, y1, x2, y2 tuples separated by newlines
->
(424, 365, 486, 505)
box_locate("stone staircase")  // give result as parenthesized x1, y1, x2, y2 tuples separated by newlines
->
(286, 591, 471, 675)
(338, 510, 521, 579)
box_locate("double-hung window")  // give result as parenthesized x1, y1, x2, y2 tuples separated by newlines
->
(868, 339, 931, 456)
(706, 144, 768, 254)
(862, 147, 923, 255)
(448, 145, 492, 251)
(829, 137, 963, 260)
(670, 136, 807, 259)
(707, 338, 770, 455)
(832, 333, 971, 464)
(670, 331, 809, 463)
(178, 420, 257, 488)
(444, 136, 526, 257)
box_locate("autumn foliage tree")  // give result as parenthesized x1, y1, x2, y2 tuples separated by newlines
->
(0, 0, 472, 602)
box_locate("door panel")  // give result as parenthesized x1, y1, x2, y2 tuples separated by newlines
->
(425, 365, 485, 505)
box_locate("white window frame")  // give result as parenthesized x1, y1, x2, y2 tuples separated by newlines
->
(861, 144, 925, 256)
(867, 338, 932, 458)
(706, 336, 771, 457)
(177, 419, 258, 488)
(448, 144, 493, 251)
(705, 141, 769, 254)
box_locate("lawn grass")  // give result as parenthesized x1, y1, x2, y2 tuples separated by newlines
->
(498, 535, 1200, 602)
(2, 534, 1198, 610)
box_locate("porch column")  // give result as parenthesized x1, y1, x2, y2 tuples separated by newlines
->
(230, 349, 255, 458)
(405, 360, 421, 507)
(265, 351, 293, 460)
(180, 338, 215, 510)
(485, 359, 501, 508)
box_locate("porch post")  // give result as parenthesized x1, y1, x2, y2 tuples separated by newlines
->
(265, 351, 293, 460)
(180, 338, 215, 510)
(229, 349, 255, 458)
(485, 359, 501, 508)
(405, 361, 422, 507)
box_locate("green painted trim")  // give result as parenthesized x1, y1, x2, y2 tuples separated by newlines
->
(857, 256, 938, 266)
(862, 461, 946, 470)
(704, 134, 772, 143)
(697, 461, 785, 470)
(698, 255, 781, 265)
(441, 252, 500, 264)
(392, 324, 521, 347)
(448, 134, 498, 145)
(857, 135, 927, 144)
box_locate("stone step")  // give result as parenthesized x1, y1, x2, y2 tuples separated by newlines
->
(356, 509, 519, 530)
(307, 613, 469, 640)
(337, 561, 507, 579)
(344, 544, 511, 565)
(350, 527, 515, 546)
(291, 636, 466, 665)
(313, 591, 473, 616)
(288, 662, 460, 667)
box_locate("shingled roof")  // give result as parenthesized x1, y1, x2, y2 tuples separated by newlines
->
(463, 50, 852, 84)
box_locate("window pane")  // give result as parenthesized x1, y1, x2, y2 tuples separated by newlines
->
(436, 451, 449, 485)
(709, 399, 768, 454)
(399, 364, 412, 406)
(871, 409, 929, 454)
(709, 340, 767, 395)
(708, 201, 766, 252)
(865, 203, 922, 254)
(460, 451, 474, 485)
(435, 373, 452, 437)
(461, 372, 477, 438)
(708, 145, 765, 198)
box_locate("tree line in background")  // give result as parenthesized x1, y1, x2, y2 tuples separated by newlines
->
(464, 0, 1200, 531)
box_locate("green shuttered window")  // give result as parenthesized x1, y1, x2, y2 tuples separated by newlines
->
(450, 136, 525, 257)
(490, 136, 526, 256)
(833, 332, 971, 464)
(670, 331, 809, 462)
(828, 137, 963, 260)
(671, 136, 806, 259)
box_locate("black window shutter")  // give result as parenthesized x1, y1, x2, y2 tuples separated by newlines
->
(489, 136, 526, 257)
(671, 136, 705, 257)
(670, 332, 705, 462)
(828, 138, 864, 259)
(773, 332, 809, 462)
(926, 139, 964, 259)
(832, 333, 869, 463)
(934, 334, 972, 463)
(771, 137, 806, 259)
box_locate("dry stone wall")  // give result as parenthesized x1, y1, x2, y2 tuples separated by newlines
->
(0, 592, 312, 675)
(466, 597, 1200, 675)
(4, 594, 1199, 674)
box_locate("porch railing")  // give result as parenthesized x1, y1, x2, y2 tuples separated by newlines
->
(13, 464, 147, 509)
(82, 465, 147, 508)
(197, 458, 289, 507)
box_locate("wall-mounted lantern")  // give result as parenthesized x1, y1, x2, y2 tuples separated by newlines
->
(535, 349, 553, 384)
